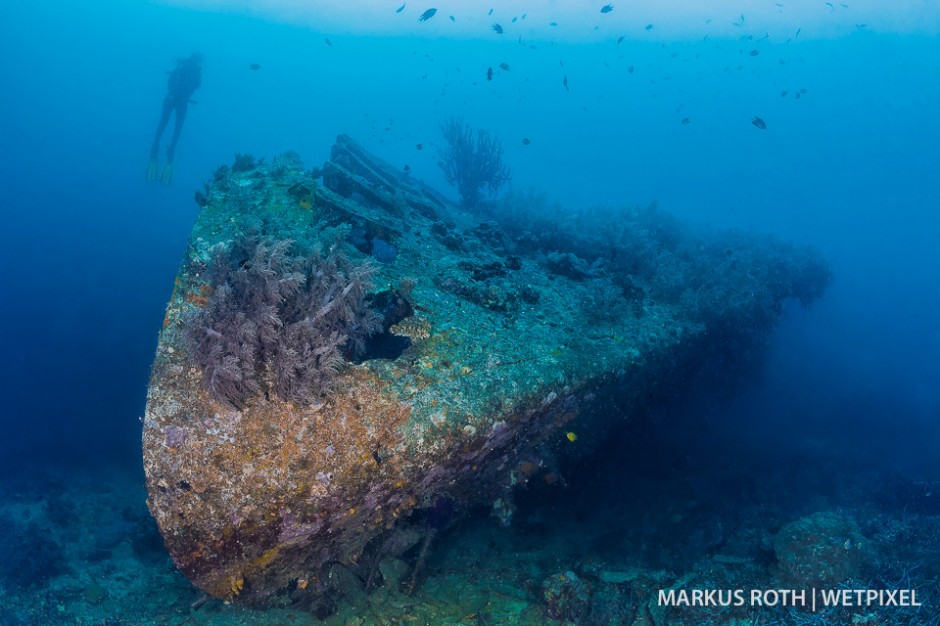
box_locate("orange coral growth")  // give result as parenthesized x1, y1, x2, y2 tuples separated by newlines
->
(185, 283, 215, 308)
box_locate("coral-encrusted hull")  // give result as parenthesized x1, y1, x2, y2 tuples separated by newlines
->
(143, 135, 831, 604)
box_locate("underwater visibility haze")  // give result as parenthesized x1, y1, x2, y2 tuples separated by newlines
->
(0, 1, 939, 624)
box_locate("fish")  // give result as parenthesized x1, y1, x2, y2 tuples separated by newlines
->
(396, 3, 405, 13)
(780, 90, 788, 97)
(324, 38, 332, 46)
(488, 8, 493, 15)
(751, 116, 767, 129)
(644, 23, 654, 30)
(450, 15, 455, 21)
(681, 117, 691, 125)
(795, 27, 802, 38)
(749, 49, 759, 56)
(249, 63, 261, 70)
(418, 8, 436, 21)
(628, 65, 634, 73)
(549, 21, 558, 27)
(617, 36, 624, 44)
(415, 143, 423, 150)
(566, 432, 578, 442)
(521, 137, 531, 145)
(601, 4, 614, 13)
(563, 75, 569, 91)
(492, 22, 503, 34)
(512, 16, 517, 23)
(486, 67, 493, 80)
(403, 164, 411, 172)
(499, 62, 510, 71)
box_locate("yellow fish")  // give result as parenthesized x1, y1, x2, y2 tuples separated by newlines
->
(566, 432, 578, 442)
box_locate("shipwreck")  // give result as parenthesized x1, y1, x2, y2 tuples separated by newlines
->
(142, 135, 831, 608)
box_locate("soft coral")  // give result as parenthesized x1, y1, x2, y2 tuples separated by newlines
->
(185, 231, 381, 407)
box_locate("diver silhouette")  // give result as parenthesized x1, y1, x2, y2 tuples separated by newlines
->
(147, 52, 202, 185)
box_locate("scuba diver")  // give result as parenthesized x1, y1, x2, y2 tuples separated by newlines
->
(147, 52, 202, 185)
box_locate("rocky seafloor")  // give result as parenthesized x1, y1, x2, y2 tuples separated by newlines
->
(2, 437, 939, 626)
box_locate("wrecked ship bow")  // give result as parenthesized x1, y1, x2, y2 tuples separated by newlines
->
(143, 135, 831, 606)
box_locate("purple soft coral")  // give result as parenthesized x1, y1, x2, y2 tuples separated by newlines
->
(185, 233, 381, 407)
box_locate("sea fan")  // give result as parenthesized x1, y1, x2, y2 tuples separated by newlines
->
(438, 117, 511, 210)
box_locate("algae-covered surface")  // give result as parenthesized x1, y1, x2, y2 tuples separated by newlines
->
(142, 135, 832, 609)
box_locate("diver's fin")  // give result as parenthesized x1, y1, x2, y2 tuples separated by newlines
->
(146, 159, 159, 182)
(160, 162, 173, 185)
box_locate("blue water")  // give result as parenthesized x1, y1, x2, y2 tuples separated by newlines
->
(1, 1, 939, 622)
